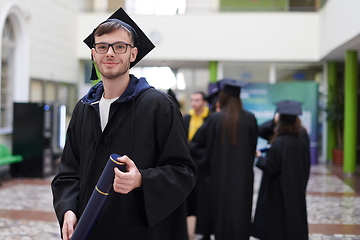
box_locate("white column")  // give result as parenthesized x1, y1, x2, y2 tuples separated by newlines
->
(269, 63, 276, 84)
(217, 62, 224, 80)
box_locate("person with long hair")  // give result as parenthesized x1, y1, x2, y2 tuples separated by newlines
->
(252, 100, 310, 240)
(189, 78, 258, 240)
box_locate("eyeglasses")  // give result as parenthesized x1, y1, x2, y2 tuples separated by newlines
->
(93, 41, 134, 54)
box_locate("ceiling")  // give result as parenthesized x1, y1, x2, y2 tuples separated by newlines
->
(321, 33, 360, 62)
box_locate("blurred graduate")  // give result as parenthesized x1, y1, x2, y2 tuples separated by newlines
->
(252, 100, 311, 240)
(189, 78, 258, 240)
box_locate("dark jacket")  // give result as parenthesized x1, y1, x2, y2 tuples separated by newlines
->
(182, 111, 210, 141)
(51, 75, 196, 240)
(258, 119, 276, 142)
(189, 110, 258, 240)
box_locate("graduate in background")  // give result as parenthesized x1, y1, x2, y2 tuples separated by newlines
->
(183, 91, 210, 142)
(182, 91, 209, 223)
(252, 100, 310, 240)
(189, 78, 258, 240)
(184, 89, 218, 240)
(205, 88, 220, 113)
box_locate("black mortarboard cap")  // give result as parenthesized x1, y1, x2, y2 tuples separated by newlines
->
(205, 88, 219, 103)
(83, 7, 155, 80)
(219, 78, 248, 97)
(275, 100, 302, 116)
(206, 89, 220, 112)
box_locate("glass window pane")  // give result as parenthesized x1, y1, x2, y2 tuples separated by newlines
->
(45, 82, 57, 102)
(1, 17, 15, 129)
(30, 80, 44, 102)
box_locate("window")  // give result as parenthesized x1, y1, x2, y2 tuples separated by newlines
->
(1, 17, 15, 130)
(30, 79, 77, 116)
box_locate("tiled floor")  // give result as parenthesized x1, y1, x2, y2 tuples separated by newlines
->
(0, 163, 359, 240)
(0, 177, 60, 240)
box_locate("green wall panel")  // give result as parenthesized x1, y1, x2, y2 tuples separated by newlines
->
(220, 0, 288, 11)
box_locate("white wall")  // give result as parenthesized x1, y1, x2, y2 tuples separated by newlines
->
(319, 0, 360, 60)
(0, 1, 31, 102)
(26, 0, 79, 83)
(77, 11, 320, 62)
(0, 0, 81, 103)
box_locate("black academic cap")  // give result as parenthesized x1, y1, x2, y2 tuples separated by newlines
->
(83, 7, 155, 80)
(275, 100, 302, 116)
(205, 89, 219, 103)
(206, 89, 219, 112)
(219, 78, 248, 97)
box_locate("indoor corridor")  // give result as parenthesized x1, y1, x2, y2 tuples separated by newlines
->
(0, 163, 359, 240)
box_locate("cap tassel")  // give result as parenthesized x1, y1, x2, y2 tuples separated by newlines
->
(90, 61, 101, 81)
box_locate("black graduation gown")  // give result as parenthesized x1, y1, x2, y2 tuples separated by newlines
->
(255, 119, 310, 239)
(189, 110, 258, 240)
(258, 119, 276, 142)
(182, 113, 209, 217)
(51, 77, 196, 240)
(252, 133, 310, 240)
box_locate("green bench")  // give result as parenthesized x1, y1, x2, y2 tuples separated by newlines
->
(0, 144, 23, 166)
(0, 144, 22, 185)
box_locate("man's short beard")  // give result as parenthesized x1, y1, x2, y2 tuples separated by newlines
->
(99, 59, 131, 80)
(102, 67, 128, 79)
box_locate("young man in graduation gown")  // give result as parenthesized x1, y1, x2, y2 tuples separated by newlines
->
(252, 100, 310, 240)
(189, 79, 258, 240)
(51, 8, 196, 240)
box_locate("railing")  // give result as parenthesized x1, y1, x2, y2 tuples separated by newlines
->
(79, 0, 329, 15)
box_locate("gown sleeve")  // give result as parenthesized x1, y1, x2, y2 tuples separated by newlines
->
(136, 98, 197, 227)
(51, 102, 83, 227)
(300, 127, 311, 183)
(258, 119, 275, 142)
(256, 140, 282, 176)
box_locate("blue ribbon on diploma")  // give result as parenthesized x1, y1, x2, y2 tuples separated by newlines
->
(71, 154, 126, 240)
(259, 144, 272, 153)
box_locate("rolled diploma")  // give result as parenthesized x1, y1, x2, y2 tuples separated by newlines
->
(71, 153, 126, 240)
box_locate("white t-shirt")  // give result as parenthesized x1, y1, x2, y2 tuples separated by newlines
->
(99, 94, 119, 131)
